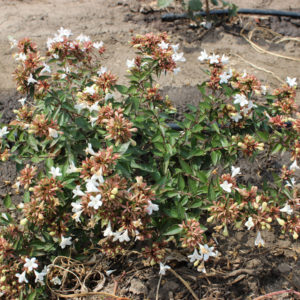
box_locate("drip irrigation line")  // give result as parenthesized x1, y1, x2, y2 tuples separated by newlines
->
(162, 9, 300, 21)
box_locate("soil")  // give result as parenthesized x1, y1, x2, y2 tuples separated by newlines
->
(0, 0, 300, 299)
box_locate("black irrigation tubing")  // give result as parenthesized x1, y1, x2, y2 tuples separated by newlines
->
(162, 9, 300, 22)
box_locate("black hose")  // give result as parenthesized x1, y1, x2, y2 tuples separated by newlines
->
(162, 9, 300, 21)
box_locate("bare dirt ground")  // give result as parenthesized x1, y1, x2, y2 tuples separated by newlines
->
(0, 0, 300, 299)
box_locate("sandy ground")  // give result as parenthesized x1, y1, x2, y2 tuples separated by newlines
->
(0, 0, 299, 102)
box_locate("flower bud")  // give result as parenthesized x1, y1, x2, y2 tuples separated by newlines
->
(293, 231, 298, 239)
(20, 218, 28, 226)
(49, 231, 56, 236)
(110, 195, 115, 200)
(261, 202, 267, 212)
(276, 218, 285, 226)
(0, 276, 6, 282)
(111, 188, 118, 195)
(207, 215, 214, 223)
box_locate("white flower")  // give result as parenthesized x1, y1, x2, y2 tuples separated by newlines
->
(71, 200, 83, 213)
(52, 53, 59, 59)
(231, 166, 241, 178)
(87, 102, 100, 113)
(172, 52, 186, 62)
(103, 221, 114, 237)
(18, 97, 27, 106)
(72, 185, 85, 198)
(49, 166, 62, 178)
(242, 70, 247, 78)
(198, 50, 209, 62)
(83, 85, 96, 96)
(97, 66, 107, 76)
(15, 53, 27, 62)
(188, 248, 202, 263)
(219, 71, 231, 84)
(118, 229, 130, 242)
(40, 63, 51, 75)
(199, 244, 217, 262)
(126, 59, 135, 69)
(146, 201, 159, 215)
(106, 269, 117, 276)
(24, 257, 38, 272)
(261, 85, 267, 95)
(76, 34, 90, 43)
(200, 21, 212, 29)
(8, 35, 18, 49)
(286, 77, 297, 88)
(290, 160, 299, 171)
(85, 143, 96, 155)
(286, 177, 296, 187)
(233, 93, 248, 107)
(34, 267, 47, 284)
(280, 203, 293, 215)
(48, 128, 58, 138)
(57, 27, 72, 38)
(209, 53, 220, 64)
(16, 271, 28, 283)
(51, 276, 61, 285)
(75, 102, 88, 112)
(245, 216, 254, 230)
(93, 169, 105, 185)
(66, 161, 80, 174)
(221, 54, 229, 64)
(159, 262, 170, 275)
(171, 44, 179, 52)
(93, 41, 104, 49)
(220, 180, 232, 193)
(72, 210, 83, 223)
(105, 93, 114, 101)
(254, 231, 265, 247)
(85, 178, 100, 193)
(112, 231, 122, 242)
(60, 236, 72, 249)
(242, 100, 257, 114)
(27, 73, 37, 85)
(88, 194, 102, 210)
(173, 67, 181, 75)
(1, 213, 8, 221)
(230, 113, 242, 123)
(0, 126, 9, 138)
(158, 40, 169, 50)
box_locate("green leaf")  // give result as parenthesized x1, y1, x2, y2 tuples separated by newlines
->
(115, 85, 128, 94)
(24, 191, 30, 203)
(163, 224, 183, 235)
(271, 143, 282, 154)
(118, 141, 131, 155)
(178, 175, 185, 190)
(4, 195, 12, 208)
(211, 151, 221, 166)
(188, 0, 203, 11)
(28, 135, 39, 151)
(28, 290, 37, 300)
(208, 183, 216, 201)
(75, 117, 90, 130)
(211, 123, 220, 133)
(257, 131, 269, 142)
(179, 159, 192, 174)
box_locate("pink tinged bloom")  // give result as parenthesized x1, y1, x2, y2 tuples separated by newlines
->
(159, 262, 170, 275)
(220, 180, 232, 193)
(172, 52, 186, 62)
(60, 236, 72, 249)
(49, 166, 62, 178)
(254, 231, 265, 247)
(0, 126, 9, 138)
(24, 257, 38, 272)
(245, 217, 254, 230)
(233, 94, 248, 107)
(286, 77, 297, 88)
(209, 53, 220, 64)
(158, 40, 169, 50)
(280, 203, 293, 215)
(27, 73, 37, 85)
(93, 41, 104, 49)
(146, 201, 159, 215)
(88, 194, 102, 210)
(198, 50, 209, 61)
(126, 59, 135, 69)
(72, 185, 85, 198)
(188, 248, 202, 263)
(231, 166, 241, 177)
(103, 221, 114, 237)
(16, 271, 28, 283)
(230, 113, 242, 123)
